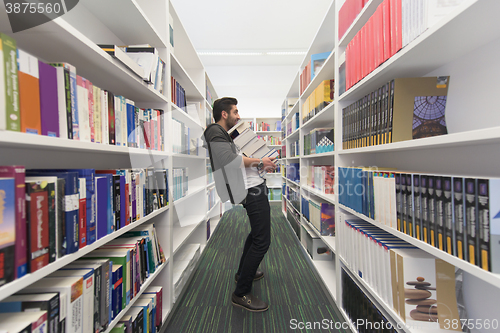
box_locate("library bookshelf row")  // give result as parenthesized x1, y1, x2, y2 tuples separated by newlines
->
(280, 0, 500, 332)
(0, 0, 227, 332)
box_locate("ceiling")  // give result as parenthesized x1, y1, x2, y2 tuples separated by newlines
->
(171, 0, 333, 118)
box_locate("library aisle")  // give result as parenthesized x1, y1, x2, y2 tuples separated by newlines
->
(164, 203, 346, 333)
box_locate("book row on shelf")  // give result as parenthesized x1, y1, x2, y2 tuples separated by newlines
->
(286, 114, 300, 136)
(207, 187, 217, 211)
(285, 164, 334, 196)
(338, 166, 500, 274)
(0, 165, 169, 286)
(206, 161, 213, 185)
(171, 118, 201, 155)
(0, 222, 165, 333)
(267, 188, 282, 201)
(170, 76, 187, 111)
(205, 80, 214, 107)
(342, 0, 463, 92)
(301, 197, 335, 237)
(303, 127, 334, 155)
(289, 140, 300, 158)
(172, 243, 201, 302)
(255, 121, 282, 132)
(172, 167, 188, 201)
(299, 51, 332, 96)
(342, 76, 449, 149)
(302, 79, 334, 125)
(285, 163, 300, 183)
(338, 214, 468, 330)
(0, 33, 165, 150)
(100, 44, 166, 94)
(256, 134, 282, 146)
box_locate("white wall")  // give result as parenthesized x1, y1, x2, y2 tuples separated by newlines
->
(204, 65, 298, 118)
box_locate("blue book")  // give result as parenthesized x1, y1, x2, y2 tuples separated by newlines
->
(0, 178, 15, 285)
(126, 101, 135, 148)
(27, 170, 79, 254)
(96, 176, 111, 239)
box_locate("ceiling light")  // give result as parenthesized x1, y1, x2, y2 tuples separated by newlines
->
(197, 51, 307, 56)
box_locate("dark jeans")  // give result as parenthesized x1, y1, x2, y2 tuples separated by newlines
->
(234, 181, 271, 297)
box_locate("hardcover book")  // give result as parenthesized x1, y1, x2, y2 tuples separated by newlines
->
(0, 293, 60, 333)
(0, 33, 20, 132)
(38, 61, 59, 137)
(18, 49, 41, 135)
(50, 63, 73, 139)
(21, 275, 84, 333)
(0, 311, 48, 333)
(0, 165, 27, 279)
(98, 45, 145, 79)
(0, 177, 15, 286)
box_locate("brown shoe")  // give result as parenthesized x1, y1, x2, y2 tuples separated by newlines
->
(231, 293, 269, 312)
(234, 270, 264, 283)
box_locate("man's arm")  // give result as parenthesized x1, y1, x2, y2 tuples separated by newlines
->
(243, 156, 277, 172)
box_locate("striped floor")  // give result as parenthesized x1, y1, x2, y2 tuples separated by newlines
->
(164, 203, 346, 333)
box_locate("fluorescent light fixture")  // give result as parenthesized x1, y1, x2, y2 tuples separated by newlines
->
(197, 51, 307, 56)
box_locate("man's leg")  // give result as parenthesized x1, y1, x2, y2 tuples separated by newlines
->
(234, 183, 271, 297)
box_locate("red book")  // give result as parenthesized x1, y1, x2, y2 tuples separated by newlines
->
(156, 110, 161, 151)
(382, 0, 391, 62)
(360, 25, 366, 79)
(0, 166, 27, 279)
(376, 4, 384, 68)
(78, 178, 87, 249)
(367, 15, 374, 74)
(150, 114, 155, 151)
(390, 0, 402, 56)
(25, 180, 50, 273)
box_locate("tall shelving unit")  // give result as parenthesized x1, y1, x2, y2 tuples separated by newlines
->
(281, 0, 500, 332)
(0, 0, 221, 330)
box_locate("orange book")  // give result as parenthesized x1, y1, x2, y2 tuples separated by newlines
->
(18, 49, 41, 134)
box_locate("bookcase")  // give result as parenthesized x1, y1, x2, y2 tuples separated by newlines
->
(0, 0, 222, 331)
(281, 0, 500, 332)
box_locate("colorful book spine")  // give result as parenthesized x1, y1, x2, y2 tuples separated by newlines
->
(0, 177, 16, 285)
(0, 166, 27, 278)
(50, 63, 72, 139)
(0, 33, 20, 132)
(38, 61, 59, 137)
(17, 49, 41, 135)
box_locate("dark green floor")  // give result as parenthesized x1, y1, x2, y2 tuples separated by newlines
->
(164, 203, 347, 333)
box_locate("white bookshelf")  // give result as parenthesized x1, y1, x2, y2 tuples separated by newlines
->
(280, 0, 500, 332)
(0, 0, 218, 331)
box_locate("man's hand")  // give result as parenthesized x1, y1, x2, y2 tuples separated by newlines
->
(262, 156, 277, 173)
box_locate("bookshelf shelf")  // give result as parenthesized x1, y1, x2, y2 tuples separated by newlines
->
(172, 217, 206, 255)
(338, 125, 500, 155)
(78, 0, 168, 48)
(103, 262, 167, 333)
(256, 130, 281, 134)
(339, 204, 500, 288)
(322, 236, 336, 254)
(170, 53, 205, 101)
(0, 0, 220, 329)
(338, 0, 500, 103)
(0, 18, 168, 104)
(280, 0, 500, 329)
(301, 184, 336, 205)
(0, 205, 169, 302)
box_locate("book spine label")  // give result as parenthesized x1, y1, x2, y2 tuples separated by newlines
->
(443, 177, 454, 255)
(465, 178, 477, 265)
(435, 176, 446, 251)
(453, 177, 465, 260)
(2, 34, 21, 131)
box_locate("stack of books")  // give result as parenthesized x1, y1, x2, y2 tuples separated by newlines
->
(228, 121, 279, 160)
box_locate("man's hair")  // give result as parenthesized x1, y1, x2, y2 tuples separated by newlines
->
(213, 97, 237, 122)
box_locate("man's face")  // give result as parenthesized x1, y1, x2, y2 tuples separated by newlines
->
(225, 105, 240, 129)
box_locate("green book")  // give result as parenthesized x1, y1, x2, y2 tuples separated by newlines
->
(0, 33, 20, 131)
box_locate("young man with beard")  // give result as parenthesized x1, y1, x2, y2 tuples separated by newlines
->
(203, 97, 277, 312)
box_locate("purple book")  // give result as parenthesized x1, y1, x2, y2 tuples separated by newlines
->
(0, 165, 27, 279)
(120, 175, 126, 229)
(96, 176, 109, 240)
(320, 202, 335, 236)
(38, 61, 59, 137)
(131, 175, 136, 222)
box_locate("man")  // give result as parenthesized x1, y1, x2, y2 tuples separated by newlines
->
(203, 97, 277, 312)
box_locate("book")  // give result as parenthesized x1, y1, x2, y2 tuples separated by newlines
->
(310, 51, 331, 81)
(0, 311, 48, 333)
(143, 286, 162, 330)
(25, 178, 51, 273)
(85, 247, 131, 311)
(50, 63, 73, 139)
(0, 166, 27, 279)
(0, 293, 60, 333)
(76, 75, 91, 142)
(38, 61, 59, 137)
(49, 269, 94, 333)
(124, 307, 143, 333)
(98, 45, 144, 79)
(78, 178, 87, 249)
(125, 46, 159, 83)
(75, 258, 112, 331)
(96, 175, 112, 239)
(27, 171, 80, 254)
(111, 264, 123, 319)
(0, 177, 16, 286)
(0, 33, 20, 132)
(21, 276, 84, 333)
(17, 49, 41, 135)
